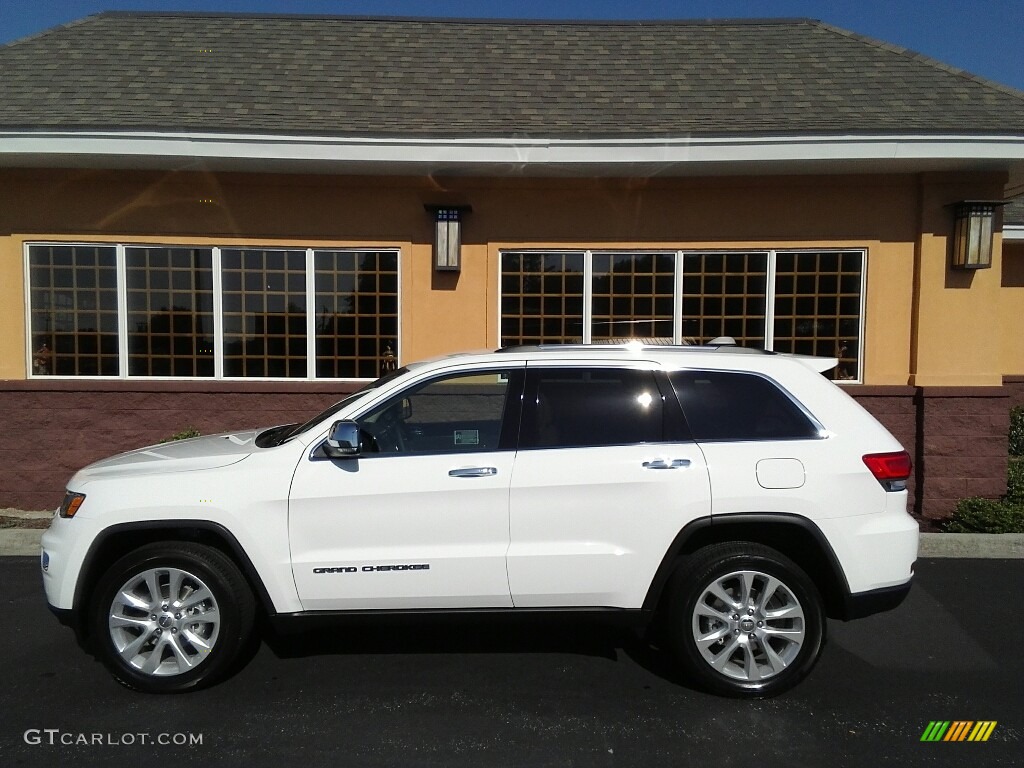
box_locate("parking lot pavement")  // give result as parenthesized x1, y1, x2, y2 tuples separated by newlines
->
(2, 557, 1021, 767)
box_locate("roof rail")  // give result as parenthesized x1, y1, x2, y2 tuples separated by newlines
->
(494, 340, 774, 355)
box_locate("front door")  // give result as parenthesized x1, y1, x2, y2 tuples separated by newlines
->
(289, 365, 524, 611)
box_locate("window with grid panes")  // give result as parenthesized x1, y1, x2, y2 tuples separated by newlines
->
(681, 252, 768, 347)
(500, 252, 585, 345)
(221, 249, 308, 378)
(126, 247, 215, 377)
(28, 245, 119, 376)
(772, 251, 863, 380)
(592, 253, 675, 342)
(498, 249, 865, 382)
(27, 243, 402, 380)
(314, 250, 399, 379)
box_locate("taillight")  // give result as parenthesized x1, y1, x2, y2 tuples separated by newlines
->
(862, 451, 912, 491)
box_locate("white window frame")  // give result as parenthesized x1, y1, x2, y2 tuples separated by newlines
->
(24, 241, 402, 382)
(497, 248, 867, 384)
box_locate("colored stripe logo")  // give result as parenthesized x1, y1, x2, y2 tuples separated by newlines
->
(921, 721, 997, 742)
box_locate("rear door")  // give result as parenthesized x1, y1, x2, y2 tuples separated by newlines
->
(507, 363, 712, 608)
(668, 369, 831, 519)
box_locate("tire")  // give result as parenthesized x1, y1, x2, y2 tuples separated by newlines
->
(664, 542, 825, 698)
(90, 542, 256, 693)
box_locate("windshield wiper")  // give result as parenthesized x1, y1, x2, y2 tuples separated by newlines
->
(255, 424, 298, 448)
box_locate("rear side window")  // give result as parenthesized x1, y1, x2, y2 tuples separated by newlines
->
(520, 368, 665, 449)
(670, 370, 820, 441)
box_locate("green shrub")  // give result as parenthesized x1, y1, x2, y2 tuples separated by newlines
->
(1010, 406, 1024, 457)
(1007, 458, 1024, 504)
(944, 408, 1024, 533)
(160, 427, 201, 443)
(944, 497, 1024, 534)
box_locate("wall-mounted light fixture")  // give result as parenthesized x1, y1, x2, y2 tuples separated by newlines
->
(950, 200, 1004, 270)
(425, 205, 471, 272)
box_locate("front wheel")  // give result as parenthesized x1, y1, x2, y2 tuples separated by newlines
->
(665, 542, 825, 698)
(90, 542, 256, 693)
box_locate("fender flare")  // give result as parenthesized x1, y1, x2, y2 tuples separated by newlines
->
(641, 512, 853, 614)
(72, 519, 277, 624)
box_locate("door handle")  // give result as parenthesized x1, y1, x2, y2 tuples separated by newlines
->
(642, 458, 691, 470)
(448, 467, 498, 478)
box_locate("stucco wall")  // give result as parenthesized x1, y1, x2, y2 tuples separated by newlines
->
(0, 235, 26, 379)
(0, 167, 1016, 386)
(0, 168, 946, 383)
(908, 176, 1009, 387)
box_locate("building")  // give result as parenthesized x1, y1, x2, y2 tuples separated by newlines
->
(1, 12, 1024, 519)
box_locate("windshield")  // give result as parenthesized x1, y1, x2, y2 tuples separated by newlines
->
(267, 366, 411, 446)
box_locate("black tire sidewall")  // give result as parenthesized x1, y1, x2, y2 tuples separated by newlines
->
(668, 545, 825, 698)
(90, 543, 253, 693)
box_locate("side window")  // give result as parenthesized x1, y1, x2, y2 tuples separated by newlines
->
(669, 370, 820, 441)
(520, 368, 664, 449)
(358, 369, 519, 455)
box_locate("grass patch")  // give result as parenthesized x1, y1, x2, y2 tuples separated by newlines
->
(160, 427, 201, 443)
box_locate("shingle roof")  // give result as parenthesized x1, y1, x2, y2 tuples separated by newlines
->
(1006, 196, 1024, 226)
(1, 12, 1023, 139)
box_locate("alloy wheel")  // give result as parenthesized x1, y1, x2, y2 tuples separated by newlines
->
(691, 569, 805, 682)
(107, 566, 221, 677)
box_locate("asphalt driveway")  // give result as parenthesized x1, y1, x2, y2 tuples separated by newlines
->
(1, 556, 1021, 767)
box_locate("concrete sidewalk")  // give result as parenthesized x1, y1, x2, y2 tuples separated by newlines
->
(3, 509, 1023, 558)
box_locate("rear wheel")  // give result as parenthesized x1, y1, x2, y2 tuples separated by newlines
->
(91, 542, 255, 693)
(665, 542, 825, 697)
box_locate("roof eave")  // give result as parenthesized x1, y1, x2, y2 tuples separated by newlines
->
(1, 130, 1023, 177)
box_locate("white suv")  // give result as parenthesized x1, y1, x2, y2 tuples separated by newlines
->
(41, 344, 918, 697)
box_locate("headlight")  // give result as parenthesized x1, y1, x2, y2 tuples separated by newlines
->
(59, 491, 86, 518)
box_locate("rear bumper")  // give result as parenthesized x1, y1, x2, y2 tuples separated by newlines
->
(838, 577, 913, 621)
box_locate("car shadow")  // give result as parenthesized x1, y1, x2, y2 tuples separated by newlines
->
(259, 614, 702, 692)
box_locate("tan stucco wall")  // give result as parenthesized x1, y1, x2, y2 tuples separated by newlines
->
(0, 168, 1011, 384)
(909, 174, 1009, 387)
(0, 236, 26, 379)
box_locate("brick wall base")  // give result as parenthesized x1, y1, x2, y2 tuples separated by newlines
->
(918, 388, 1009, 520)
(844, 386, 919, 511)
(1003, 376, 1024, 408)
(0, 380, 360, 511)
(0, 379, 1016, 523)
(850, 385, 1010, 524)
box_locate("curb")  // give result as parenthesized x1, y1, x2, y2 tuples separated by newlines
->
(0, 509, 52, 520)
(918, 532, 1024, 559)
(1, 528, 1023, 559)
(0, 529, 45, 557)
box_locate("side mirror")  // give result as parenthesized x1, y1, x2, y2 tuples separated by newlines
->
(323, 420, 361, 458)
